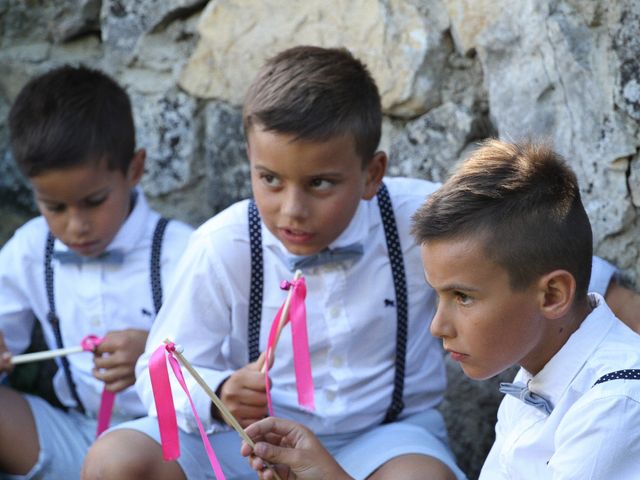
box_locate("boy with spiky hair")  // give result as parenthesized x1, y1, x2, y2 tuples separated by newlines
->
(0, 65, 193, 479)
(240, 139, 640, 480)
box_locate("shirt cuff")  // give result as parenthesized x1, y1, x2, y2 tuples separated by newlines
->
(589, 256, 617, 296)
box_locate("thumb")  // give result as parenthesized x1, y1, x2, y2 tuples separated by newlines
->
(254, 441, 299, 468)
(254, 350, 275, 373)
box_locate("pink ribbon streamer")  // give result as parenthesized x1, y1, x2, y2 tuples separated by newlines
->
(149, 343, 226, 480)
(265, 277, 314, 416)
(77, 335, 116, 438)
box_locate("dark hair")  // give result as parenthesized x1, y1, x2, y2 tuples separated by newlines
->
(243, 45, 382, 164)
(411, 139, 593, 299)
(8, 65, 136, 177)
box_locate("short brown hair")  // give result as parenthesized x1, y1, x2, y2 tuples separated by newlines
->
(411, 139, 593, 299)
(243, 46, 382, 164)
(9, 65, 135, 177)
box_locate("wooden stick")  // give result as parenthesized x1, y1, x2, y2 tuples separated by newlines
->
(10, 345, 84, 365)
(260, 269, 302, 374)
(163, 339, 283, 480)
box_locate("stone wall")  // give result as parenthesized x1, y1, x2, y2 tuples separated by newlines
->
(1, 1, 639, 478)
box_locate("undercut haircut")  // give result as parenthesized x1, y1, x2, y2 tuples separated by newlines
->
(243, 45, 382, 165)
(411, 139, 593, 299)
(9, 64, 136, 177)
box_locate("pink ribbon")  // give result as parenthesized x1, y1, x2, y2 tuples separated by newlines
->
(265, 277, 314, 416)
(77, 334, 116, 438)
(149, 343, 226, 480)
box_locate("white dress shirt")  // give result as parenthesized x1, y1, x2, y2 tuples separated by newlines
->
(0, 190, 193, 419)
(480, 294, 640, 480)
(136, 177, 448, 434)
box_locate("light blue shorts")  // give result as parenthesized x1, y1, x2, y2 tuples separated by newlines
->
(113, 408, 466, 480)
(1, 394, 97, 480)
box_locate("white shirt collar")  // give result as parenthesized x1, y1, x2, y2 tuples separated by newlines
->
(528, 293, 617, 405)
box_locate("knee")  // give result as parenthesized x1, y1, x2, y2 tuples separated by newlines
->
(81, 430, 152, 480)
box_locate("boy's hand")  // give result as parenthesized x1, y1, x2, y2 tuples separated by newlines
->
(241, 417, 352, 480)
(216, 351, 271, 428)
(0, 332, 14, 375)
(92, 328, 148, 393)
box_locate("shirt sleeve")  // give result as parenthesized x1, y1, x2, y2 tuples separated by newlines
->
(135, 231, 237, 434)
(549, 390, 640, 479)
(588, 256, 617, 296)
(0, 231, 37, 356)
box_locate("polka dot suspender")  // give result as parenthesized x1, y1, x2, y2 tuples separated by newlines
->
(376, 183, 409, 423)
(45, 232, 86, 414)
(150, 217, 169, 314)
(593, 369, 640, 386)
(44, 217, 169, 411)
(247, 182, 409, 423)
(247, 201, 264, 363)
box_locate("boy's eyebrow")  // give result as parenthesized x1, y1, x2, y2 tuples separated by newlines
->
(423, 275, 480, 292)
(253, 164, 344, 179)
(36, 186, 111, 203)
(439, 283, 481, 293)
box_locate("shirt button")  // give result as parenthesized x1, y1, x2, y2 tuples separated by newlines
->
(90, 315, 101, 327)
(325, 391, 336, 401)
(329, 306, 340, 318)
(332, 356, 343, 368)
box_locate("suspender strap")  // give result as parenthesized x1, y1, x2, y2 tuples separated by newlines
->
(246, 183, 407, 420)
(593, 369, 640, 386)
(248, 200, 264, 362)
(376, 183, 409, 423)
(151, 217, 169, 314)
(45, 232, 86, 414)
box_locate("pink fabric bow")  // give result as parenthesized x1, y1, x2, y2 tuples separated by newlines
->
(149, 342, 226, 479)
(264, 277, 314, 416)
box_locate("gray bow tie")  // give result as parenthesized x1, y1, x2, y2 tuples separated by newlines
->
(499, 382, 553, 415)
(52, 249, 125, 265)
(287, 243, 364, 271)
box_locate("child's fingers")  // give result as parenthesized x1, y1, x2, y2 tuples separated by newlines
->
(93, 365, 127, 382)
(0, 332, 14, 373)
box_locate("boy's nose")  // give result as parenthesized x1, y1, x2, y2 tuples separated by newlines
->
(68, 211, 91, 236)
(281, 188, 308, 220)
(430, 304, 454, 339)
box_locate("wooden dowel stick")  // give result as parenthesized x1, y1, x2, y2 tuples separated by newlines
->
(163, 339, 283, 480)
(260, 269, 302, 374)
(10, 345, 84, 365)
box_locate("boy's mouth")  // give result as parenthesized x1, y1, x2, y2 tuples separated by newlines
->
(445, 348, 469, 362)
(68, 240, 101, 256)
(279, 227, 314, 244)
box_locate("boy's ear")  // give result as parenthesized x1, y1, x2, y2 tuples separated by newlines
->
(537, 269, 576, 319)
(127, 149, 146, 186)
(362, 151, 387, 200)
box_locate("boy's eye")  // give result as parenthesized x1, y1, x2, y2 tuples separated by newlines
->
(43, 203, 65, 213)
(260, 173, 281, 187)
(310, 178, 333, 190)
(455, 291, 473, 306)
(85, 194, 108, 207)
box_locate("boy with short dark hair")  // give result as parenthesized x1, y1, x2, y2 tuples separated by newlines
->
(0, 65, 193, 479)
(82, 49, 625, 480)
(240, 139, 640, 480)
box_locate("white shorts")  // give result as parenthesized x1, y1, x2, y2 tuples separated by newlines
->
(112, 408, 467, 480)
